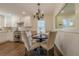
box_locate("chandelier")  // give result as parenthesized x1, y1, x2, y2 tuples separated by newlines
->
(34, 3, 44, 20)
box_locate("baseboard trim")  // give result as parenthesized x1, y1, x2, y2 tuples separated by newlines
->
(0, 41, 10, 45)
(0, 40, 23, 45)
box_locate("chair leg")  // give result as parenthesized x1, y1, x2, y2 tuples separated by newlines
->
(25, 48, 27, 56)
(47, 50, 49, 56)
(25, 48, 32, 56)
(46, 47, 54, 56)
(25, 48, 30, 56)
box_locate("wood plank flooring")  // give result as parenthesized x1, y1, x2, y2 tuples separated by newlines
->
(0, 42, 25, 56)
(0, 41, 63, 56)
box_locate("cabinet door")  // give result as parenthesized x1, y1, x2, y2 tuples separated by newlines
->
(0, 15, 5, 27)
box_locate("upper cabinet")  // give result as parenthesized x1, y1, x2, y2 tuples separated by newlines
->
(55, 3, 75, 29)
(0, 14, 18, 28)
(0, 15, 5, 28)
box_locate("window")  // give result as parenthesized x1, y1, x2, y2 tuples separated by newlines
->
(63, 19, 74, 28)
(37, 19, 46, 34)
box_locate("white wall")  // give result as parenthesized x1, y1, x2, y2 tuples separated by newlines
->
(55, 31, 79, 56)
(31, 17, 38, 31)
(44, 14, 53, 31)
(75, 4, 79, 29)
(52, 3, 65, 30)
(23, 16, 31, 27)
(54, 3, 79, 56)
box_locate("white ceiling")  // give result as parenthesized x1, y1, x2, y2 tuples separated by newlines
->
(59, 3, 75, 15)
(0, 3, 59, 16)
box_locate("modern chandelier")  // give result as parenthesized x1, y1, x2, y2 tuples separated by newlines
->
(34, 3, 44, 20)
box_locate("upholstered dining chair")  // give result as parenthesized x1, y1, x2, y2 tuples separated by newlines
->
(21, 31, 31, 55)
(25, 31, 40, 50)
(41, 31, 57, 55)
(21, 31, 40, 56)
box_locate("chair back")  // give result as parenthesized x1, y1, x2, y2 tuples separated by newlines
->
(47, 31, 57, 49)
(21, 31, 32, 51)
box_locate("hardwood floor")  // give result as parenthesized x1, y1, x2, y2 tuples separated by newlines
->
(0, 41, 63, 56)
(0, 41, 25, 56)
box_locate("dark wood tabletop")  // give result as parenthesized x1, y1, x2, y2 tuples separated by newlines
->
(32, 34, 48, 42)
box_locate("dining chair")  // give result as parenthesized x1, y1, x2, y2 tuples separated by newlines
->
(21, 31, 31, 55)
(21, 31, 40, 56)
(41, 31, 57, 55)
(25, 30, 40, 50)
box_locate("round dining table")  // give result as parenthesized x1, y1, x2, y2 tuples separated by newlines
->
(32, 34, 48, 42)
(32, 34, 48, 55)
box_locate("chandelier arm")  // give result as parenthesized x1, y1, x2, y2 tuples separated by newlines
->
(34, 3, 44, 20)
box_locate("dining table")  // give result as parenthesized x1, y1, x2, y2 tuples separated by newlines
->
(32, 33, 48, 55)
(32, 34, 48, 42)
